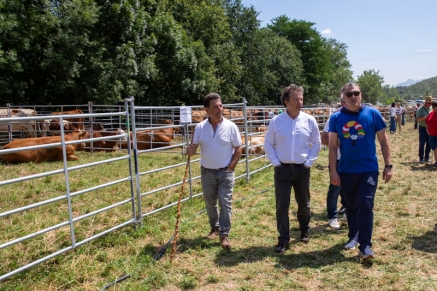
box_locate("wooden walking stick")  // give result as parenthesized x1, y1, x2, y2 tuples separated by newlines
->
(170, 133, 194, 262)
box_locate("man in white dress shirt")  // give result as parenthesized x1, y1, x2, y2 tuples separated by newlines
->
(264, 84, 321, 254)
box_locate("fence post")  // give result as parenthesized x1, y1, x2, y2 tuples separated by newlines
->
(58, 116, 77, 248)
(242, 98, 250, 182)
(127, 97, 143, 228)
(6, 103, 12, 142)
(88, 101, 94, 152)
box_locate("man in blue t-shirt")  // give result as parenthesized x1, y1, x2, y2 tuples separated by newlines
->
(328, 82, 393, 260)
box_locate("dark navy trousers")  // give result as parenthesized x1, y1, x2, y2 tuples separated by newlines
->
(339, 171, 379, 251)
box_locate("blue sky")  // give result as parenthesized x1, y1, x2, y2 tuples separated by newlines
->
(240, 0, 437, 86)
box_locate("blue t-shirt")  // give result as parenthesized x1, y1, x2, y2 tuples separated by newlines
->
(329, 106, 386, 173)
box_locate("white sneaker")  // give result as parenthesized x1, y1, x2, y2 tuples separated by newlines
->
(328, 218, 341, 230)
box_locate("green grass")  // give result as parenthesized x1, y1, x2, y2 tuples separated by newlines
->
(1, 121, 437, 290)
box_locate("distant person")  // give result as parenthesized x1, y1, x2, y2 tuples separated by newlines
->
(395, 102, 405, 133)
(416, 96, 433, 164)
(425, 101, 437, 167)
(401, 103, 406, 125)
(414, 102, 420, 129)
(321, 98, 347, 230)
(329, 82, 392, 260)
(187, 93, 242, 251)
(264, 84, 321, 254)
(390, 102, 397, 134)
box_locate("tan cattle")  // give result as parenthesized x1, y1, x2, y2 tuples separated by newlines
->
(81, 131, 107, 152)
(241, 134, 265, 156)
(0, 108, 38, 137)
(48, 109, 85, 132)
(0, 130, 86, 164)
(90, 129, 127, 152)
(255, 125, 268, 132)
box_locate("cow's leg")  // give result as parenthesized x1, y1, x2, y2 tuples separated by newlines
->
(65, 146, 79, 161)
(67, 155, 79, 161)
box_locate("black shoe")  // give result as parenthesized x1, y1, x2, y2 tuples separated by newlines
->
(275, 242, 288, 254)
(300, 231, 310, 243)
(338, 206, 346, 215)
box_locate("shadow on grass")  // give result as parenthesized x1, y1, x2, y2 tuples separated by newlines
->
(211, 243, 357, 270)
(410, 224, 437, 253)
(314, 164, 327, 171)
(402, 163, 437, 171)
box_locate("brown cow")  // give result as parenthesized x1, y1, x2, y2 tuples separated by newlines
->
(50, 109, 84, 131)
(81, 131, 107, 152)
(0, 130, 86, 164)
(44, 120, 80, 136)
(255, 125, 268, 132)
(87, 129, 127, 152)
(191, 110, 206, 123)
(241, 134, 265, 156)
(121, 127, 175, 150)
(85, 123, 105, 131)
(41, 109, 85, 136)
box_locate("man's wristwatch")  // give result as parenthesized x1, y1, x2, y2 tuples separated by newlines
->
(385, 164, 393, 169)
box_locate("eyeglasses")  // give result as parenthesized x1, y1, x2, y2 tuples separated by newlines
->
(345, 91, 360, 98)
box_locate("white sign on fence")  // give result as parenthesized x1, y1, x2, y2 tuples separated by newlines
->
(180, 106, 192, 123)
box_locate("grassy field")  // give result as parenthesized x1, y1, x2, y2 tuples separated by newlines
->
(1, 121, 437, 290)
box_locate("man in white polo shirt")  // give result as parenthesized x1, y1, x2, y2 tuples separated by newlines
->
(187, 93, 242, 251)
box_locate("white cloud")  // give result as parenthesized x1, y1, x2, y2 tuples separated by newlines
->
(416, 49, 437, 53)
(321, 28, 331, 35)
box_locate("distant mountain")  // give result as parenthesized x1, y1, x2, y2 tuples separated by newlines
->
(396, 79, 423, 87)
(396, 76, 437, 100)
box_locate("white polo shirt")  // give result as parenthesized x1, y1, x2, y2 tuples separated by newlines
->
(193, 117, 242, 169)
(264, 111, 321, 167)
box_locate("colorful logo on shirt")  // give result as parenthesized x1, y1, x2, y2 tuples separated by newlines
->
(342, 121, 365, 145)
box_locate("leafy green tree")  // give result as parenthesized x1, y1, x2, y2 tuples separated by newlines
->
(382, 84, 400, 105)
(237, 28, 304, 105)
(321, 39, 353, 103)
(223, 0, 260, 47)
(0, 0, 219, 105)
(356, 69, 385, 104)
(167, 0, 242, 104)
(0, 0, 101, 105)
(136, 13, 218, 105)
(268, 16, 333, 104)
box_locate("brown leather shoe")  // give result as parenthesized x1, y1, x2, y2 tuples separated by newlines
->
(206, 227, 220, 240)
(220, 235, 231, 251)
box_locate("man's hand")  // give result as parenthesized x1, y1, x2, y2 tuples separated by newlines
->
(186, 144, 196, 156)
(330, 171, 341, 186)
(382, 167, 392, 183)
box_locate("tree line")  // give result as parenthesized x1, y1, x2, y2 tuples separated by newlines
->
(1, 0, 429, 107)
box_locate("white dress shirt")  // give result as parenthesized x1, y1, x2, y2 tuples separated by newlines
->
(264, 111, 321, 167)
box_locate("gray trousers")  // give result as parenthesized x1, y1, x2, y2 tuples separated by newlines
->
(201, 166, 234, 236)
(274, 164, 311, 244)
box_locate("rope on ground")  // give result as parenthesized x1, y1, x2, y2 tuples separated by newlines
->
(101, 185, 273, 290)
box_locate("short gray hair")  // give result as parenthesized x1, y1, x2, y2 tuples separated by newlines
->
(340, 82, 360, 97)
